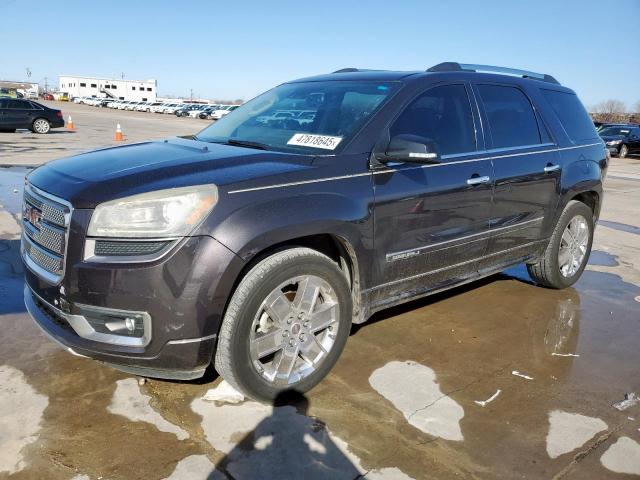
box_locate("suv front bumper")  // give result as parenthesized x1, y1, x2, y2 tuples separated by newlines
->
(23, 235, 244, 380)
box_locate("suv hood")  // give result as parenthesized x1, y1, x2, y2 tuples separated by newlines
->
(27, 137, 314, 208)
(600, 135, 626, 142)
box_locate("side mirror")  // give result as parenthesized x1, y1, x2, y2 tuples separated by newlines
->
(382, 134, 441, 164)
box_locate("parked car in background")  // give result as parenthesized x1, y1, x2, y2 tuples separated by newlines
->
(151, 103, 171, 113)
(144, 102, 164, 112)
(599, 125, 640, 158)
(187, 105, 210, 118)
(197, 105, 220, 119)
(0, 98, 64, 133)
(42, 93, 54, 101)
(134, 102, 151, 112)
(162, 103, 184, 114)
(175, 104, 199, 117)
(256, 110, 297, 125)
(210, 105, 240, 120)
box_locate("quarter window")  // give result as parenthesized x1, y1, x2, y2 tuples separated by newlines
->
(389, 84, 476, 156)
(477, 85, 541, 148)
(541, 89, 599, 143)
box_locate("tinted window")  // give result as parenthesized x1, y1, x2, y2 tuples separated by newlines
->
(390, 84, 476, 156)
(196, 81, 399, 154)
(542, 89, 598, 143)
(8, 99, 33, 109)
(477, 85, 541, 148)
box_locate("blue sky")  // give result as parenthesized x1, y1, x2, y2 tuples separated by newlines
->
(1, 0, 639, 108)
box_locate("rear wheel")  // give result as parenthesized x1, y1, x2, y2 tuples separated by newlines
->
(215, 248, 352, 402)
(619, 144, 628, 158)
(32, 118, 50, 134)
(527, 201, 593, 289)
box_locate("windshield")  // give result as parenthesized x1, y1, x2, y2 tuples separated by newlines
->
(599, 127, 630, 136)
(195, 80, 400, 153)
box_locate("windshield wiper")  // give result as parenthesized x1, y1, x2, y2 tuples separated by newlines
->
(225, 138, 269, 150)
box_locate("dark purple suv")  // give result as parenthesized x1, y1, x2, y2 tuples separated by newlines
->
(23, 63, 607, 401)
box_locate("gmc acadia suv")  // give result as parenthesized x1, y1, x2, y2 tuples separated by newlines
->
(22, 63, 607, 401)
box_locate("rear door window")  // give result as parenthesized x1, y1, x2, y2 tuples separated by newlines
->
(541, 89, 599, 143)
(8, 99, 33, 110)
(476, 84, 541, 149)
(389, 84, 477, 156)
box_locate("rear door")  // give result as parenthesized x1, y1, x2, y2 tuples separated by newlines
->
(371, 82, 493, 306)
(472, 83, 561, 271)
(5, 99, 36, 128)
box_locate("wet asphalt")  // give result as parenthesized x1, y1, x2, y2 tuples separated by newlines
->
(1, 151, 639, 479)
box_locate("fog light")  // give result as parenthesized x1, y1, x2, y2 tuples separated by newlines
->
(76, 304, 149, 339)
(125, 317, 136, 332)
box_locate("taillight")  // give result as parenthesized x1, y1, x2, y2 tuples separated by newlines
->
(56, 111, 63, 118)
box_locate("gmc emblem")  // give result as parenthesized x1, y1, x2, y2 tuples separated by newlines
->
(23, 203, 43, 229)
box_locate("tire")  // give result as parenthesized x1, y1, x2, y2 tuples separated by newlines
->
(527, 200, 594, 289)
(32, 118, 50, 134)
(215, 247, 352, 402)
(619, 144, 628, 158)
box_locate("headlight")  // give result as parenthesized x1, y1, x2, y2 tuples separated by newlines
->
(606, 140, 622, 146)
(87, 185, 218, 238)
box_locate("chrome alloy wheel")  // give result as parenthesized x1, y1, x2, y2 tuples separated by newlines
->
(33, 119, 50, 134)
(249, 275, 340, 386)
(558, 215, 589, 277)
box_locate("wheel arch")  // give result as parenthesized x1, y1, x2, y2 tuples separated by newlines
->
(225, 232, 366, 325)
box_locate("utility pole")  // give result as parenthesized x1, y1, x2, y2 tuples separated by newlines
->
(44, 77, 48, 93)
(190, 88, 193, 101)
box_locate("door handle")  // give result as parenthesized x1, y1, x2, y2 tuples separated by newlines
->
(544, 164, 561, 173)
(466, 175, 491, 186)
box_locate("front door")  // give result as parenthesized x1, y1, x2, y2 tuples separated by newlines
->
(472, 83, 562, 272)
(370, 83, 494, 308)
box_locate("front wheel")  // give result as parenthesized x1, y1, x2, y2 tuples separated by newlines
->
(619, 144, 628, 158)
(32, 118, 50, 134)
(527, 200, 594, 289)
(215, 248, 352, 402)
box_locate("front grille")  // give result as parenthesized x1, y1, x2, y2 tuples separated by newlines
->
(21, 185, 71, 283)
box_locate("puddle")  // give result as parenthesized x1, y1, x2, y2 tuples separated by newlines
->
(588, 250, 619, 267)
(0, 365, 48, 474)
(598, 220, 640, 235)
(108, 378, 189, 440)
(0, 167, 29, 214)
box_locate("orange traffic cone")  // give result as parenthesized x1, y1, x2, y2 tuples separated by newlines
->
(67, 115, 74, 130)
(114, 123, 124, 141)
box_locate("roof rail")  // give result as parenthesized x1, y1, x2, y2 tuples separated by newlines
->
(427, 62, 560, 84)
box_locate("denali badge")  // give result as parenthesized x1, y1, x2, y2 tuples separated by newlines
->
(23, 203, 43, 229)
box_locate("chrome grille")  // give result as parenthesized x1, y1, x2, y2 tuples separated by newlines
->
(21, 184, 71, 283)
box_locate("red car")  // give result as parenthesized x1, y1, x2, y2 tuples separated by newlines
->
(42, 93, 54, 101)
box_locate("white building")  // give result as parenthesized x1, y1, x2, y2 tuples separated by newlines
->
(58, 75, 157, 101)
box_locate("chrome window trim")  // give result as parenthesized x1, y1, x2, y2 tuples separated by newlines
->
(27, 286, 152, 348)
(227, 142, 603, 194)
(369, 240, 541, 292)
(386, 217, 543, 262)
